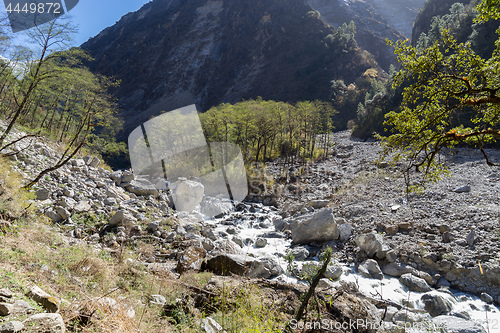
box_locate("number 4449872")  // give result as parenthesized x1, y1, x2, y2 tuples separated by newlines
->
(5, 2, 62, 14)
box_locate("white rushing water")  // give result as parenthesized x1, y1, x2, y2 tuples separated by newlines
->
(205, 206, 500, 332)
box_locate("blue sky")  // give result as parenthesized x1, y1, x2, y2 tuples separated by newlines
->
(1, 0, 152, 46)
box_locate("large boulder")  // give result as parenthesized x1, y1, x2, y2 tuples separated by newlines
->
(421, 293, 454, 317)
(202, 197, 234, 217)
(382, 262, 416, 277)
(109, 210, 137, 227)
(172, 179, 204, 213)
(125, 179, 159, 198)
(176, 246, 207, 273)
(399, 273, 432, 292)
(23, 313, 65, 333)
(355, 232, 390, 259)
(203, 254, 249, 276)
(247, 257, 284, 279)
(288, 208, 340, 244)
(358, 259, 383, 280)
(27, 285, 60, 313)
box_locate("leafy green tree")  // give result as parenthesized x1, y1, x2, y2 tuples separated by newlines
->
(377, 0, 500, 191)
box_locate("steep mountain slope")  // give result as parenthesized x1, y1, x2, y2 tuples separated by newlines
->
(81, 0, 380, 139)
(306, 0, 405, 69)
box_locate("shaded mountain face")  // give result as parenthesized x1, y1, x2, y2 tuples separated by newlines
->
(411, 0, 470, 44)
(82, 0, 382, 138)
(306, 0, 407, 70)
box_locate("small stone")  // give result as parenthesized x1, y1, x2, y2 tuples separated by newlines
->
(45, 210, 62, 222)
(0, 303, 14, 316)
(398, 222, 411, 230)
(452, 185, 470, 193)
(89, 157, 100, 168)
(439, 225, 451, 234)
(391, 205, 401, 212)
(385, 249, 397, 263)
(481, 292, 494, 304)
(255, 238, 267, 248)
(147, 221, 159, 233)
(442, 232, 451, 243)
(149, 295, 166, 305)
(292, 246, 309, 261)
(55, 206, 70, 220)
(0, 321, 24, 332)
(0, 289, 12, 298)
(385, 225, 398, 234)
(36, 188, 51, 200)
(324, 265, 343, 280)
(466, 230, 475, 246)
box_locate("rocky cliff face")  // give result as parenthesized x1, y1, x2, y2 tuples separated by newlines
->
(82, 0, 384, 139)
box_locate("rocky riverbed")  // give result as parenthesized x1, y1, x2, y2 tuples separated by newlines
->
(2, 125, 500, 332)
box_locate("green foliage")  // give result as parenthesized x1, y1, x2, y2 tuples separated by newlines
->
(377, 1, 500, 192)
(0, 18, 122, 186)
(200, 98, 337, 165)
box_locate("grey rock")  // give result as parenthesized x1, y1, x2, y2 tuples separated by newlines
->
(121, 170, 134, 183)
(338, 223, 353, 241)
(89, 157, 100, 168)
(149, 295, 167, 305)
(202, 197, 234, 217)
(292, 246, 309, 261)
(172, 179, 204, 212)
(82, 156, 93, 165)
(73, 201, 91, 213)
(399, 273, 432, 292)
(0, 321, 23, 333)
(466, 230, 475, 246)
(308, 199, 329, 209)
(255, 238, 267, 248)
(324, 264, 343, 280)
(0, 289, 12, 299)
(103, 197, 117, 205)
(480, 292, 494, 304)
(63, 188, 74, 197)
(23, 313, 65, 333)
(45, 210, 62, 222)
(355, 232, 390, 259)
(109, 210, 137, 227)
(358, 259, 383, 280)
(421, 293, 453, 317)
(288, 208, 339, 244)
(57, 197, 76, 209)
(36, 188, 50, 200)
(317, 278, 336, 290)
(432, 315, 486, 333)
(231, 236, 244, 248)
(436, 277, 451, 288)
(201, 317, 224, 333)
(0, 303, 13, 316)
(55, 206, 70, 220)
(126, 179, 159, 198)
(247, 257, 284, 278)
(176, 246, 207, 273)
(147, 221, 160, 233)
(452, 185, 471, 193)
(27, 285, 60, 313)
